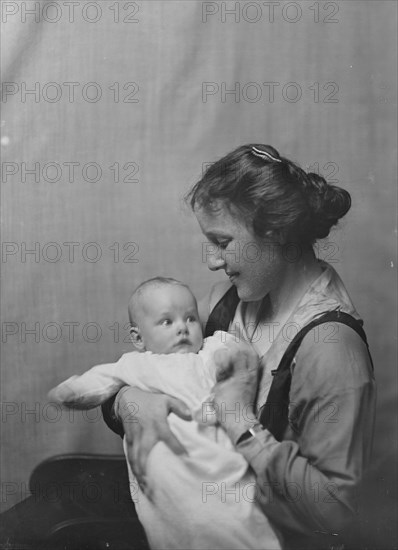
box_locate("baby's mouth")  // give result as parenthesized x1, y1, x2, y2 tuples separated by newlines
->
(175, 339, 191, 347)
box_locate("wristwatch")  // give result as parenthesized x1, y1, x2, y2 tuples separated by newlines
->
(236, 422, 265, 445)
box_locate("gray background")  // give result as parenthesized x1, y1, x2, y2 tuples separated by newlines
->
(1, 1, 396, 545)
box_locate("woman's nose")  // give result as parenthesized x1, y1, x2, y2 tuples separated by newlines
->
(207, 249, 226, 271)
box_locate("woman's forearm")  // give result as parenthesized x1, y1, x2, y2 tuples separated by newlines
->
(236, 374, 375, 539)
(237, 433, 354, 537)
(101, 390, 126, 437)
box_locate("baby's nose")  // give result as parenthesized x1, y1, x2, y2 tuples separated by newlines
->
(176, 321, 188, 334)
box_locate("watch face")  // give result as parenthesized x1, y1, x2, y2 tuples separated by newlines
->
(237, 422, 264, 445)
(249, 422, 264, 435)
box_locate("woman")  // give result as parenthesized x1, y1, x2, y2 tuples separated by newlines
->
(103, 144, 376, 549)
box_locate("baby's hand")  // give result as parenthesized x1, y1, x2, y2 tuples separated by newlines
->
(48, 377, 94, 409)
(48, 382, 74, 404)
(211, 343, 260, 439)
(214, 340, 259, 382)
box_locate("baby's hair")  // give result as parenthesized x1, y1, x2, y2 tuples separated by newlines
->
(186, 144, 351, 246)
(128, 277, 195, 326)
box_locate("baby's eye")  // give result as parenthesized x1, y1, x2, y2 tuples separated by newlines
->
(187, 316, 197, 323)
(161, 319, 172, 326)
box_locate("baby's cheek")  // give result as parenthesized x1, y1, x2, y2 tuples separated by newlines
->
(192, 330, 204, 352)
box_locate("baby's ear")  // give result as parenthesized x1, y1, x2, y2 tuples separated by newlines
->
(129, 325, 145, 350)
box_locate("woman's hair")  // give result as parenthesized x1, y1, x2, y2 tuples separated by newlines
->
(186, 144, 351, 246)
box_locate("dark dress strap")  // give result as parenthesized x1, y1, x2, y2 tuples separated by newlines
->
(204, 285, 239, 337)
(259, 310, 373, 441)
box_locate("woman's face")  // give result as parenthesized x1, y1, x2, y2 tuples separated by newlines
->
(195, 202, 285, 302)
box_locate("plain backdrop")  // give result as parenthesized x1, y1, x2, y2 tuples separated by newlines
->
(1, 0, 397, 543)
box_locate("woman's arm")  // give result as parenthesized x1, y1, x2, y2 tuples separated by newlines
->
(213, 325, 376, 542)
(101, 392, 125, 437)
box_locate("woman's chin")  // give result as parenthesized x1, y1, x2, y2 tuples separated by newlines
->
(235, 284, 267, 302)
(236, 287, 254, 302)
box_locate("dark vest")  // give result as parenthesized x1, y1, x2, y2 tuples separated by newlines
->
(205, 286, 373, 442)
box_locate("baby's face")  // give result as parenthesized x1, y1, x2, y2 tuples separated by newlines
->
(137, 285, 203, 354)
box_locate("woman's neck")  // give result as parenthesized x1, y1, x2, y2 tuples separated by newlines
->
(266, 247, 322, 323)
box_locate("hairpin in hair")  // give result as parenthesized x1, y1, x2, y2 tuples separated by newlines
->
(251, 146, 282, 163)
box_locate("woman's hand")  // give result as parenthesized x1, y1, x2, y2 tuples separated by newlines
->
(212, 344, 260, 442)
(117, 387, 192, 493)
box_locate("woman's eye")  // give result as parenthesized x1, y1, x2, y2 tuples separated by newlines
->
(218, 241, 229, 250)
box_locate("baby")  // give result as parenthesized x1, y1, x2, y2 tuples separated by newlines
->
(49, 277, 281, 550)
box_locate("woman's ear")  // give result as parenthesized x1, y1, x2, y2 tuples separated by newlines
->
(262, 229, 284, 245)
(130, 325, 145, 350)
(265, 229, 287, 245)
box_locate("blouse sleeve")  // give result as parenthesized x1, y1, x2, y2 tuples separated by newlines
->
(236, 324, 376, 541)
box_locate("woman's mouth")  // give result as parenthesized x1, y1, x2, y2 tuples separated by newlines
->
(226, 272, 239, 282)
